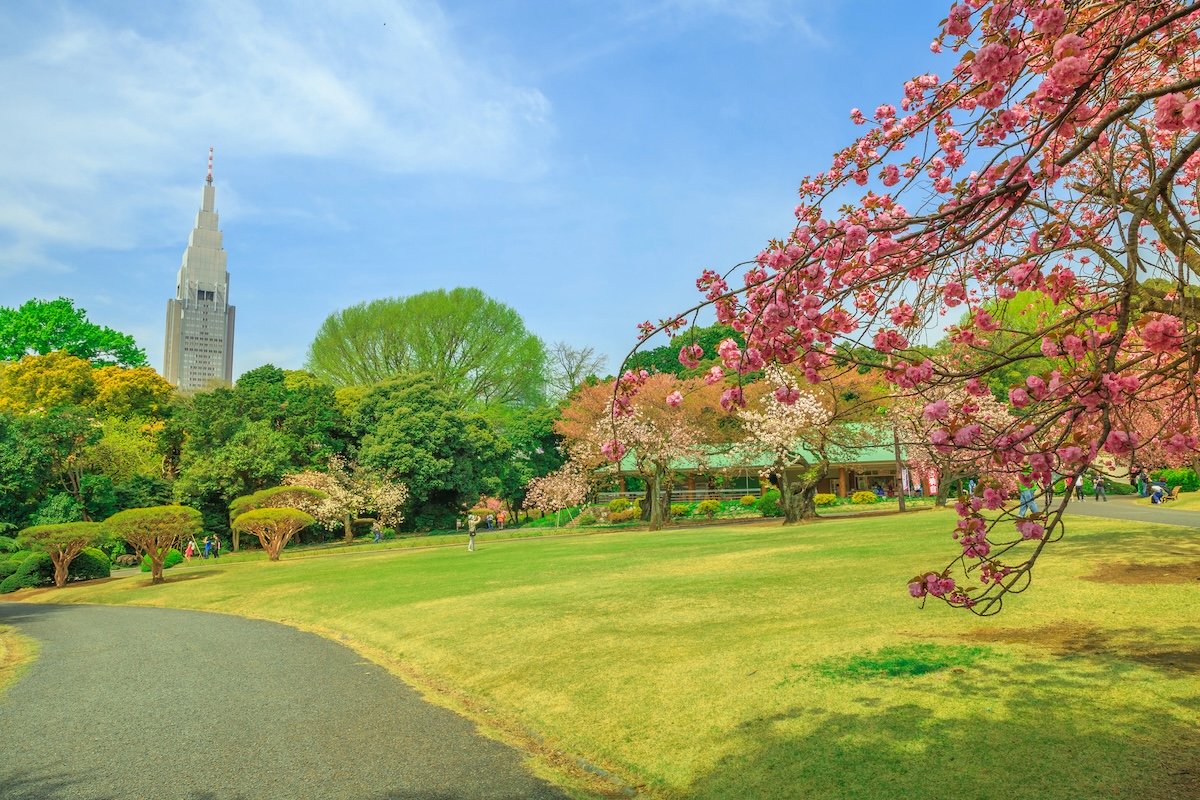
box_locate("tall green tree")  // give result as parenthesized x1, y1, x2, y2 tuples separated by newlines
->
(355, 373, 510, 530)
(306, 287, 546, 407)
(172, 366, 349, 539)
(0, 298, 147, 367)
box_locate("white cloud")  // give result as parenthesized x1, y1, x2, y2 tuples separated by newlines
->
(0, 0, 553, 276)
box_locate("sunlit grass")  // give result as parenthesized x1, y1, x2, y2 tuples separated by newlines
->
(16, 511, 1200, 799)
(0, 623, 36, 697)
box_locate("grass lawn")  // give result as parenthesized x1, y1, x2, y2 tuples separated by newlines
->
(0, 624, 36, 697)
(13, 511, 1200, 799)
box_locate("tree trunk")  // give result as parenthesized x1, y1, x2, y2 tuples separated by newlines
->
(344, 513, 354, 543)
(232, 528, 240, 552)
(267, 540, 283, 561)
(648, 468, 671, 530)
(52, 555, 69, 588)
(150, 556, 165, 585)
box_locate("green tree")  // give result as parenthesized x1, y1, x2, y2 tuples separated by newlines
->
(230, 507, 318, 561)
(490, 405, 565, 519)
(355, 374, 511, 530)
(306, 288, 546, 407)
(172, 366, 349, 539)
(625, 324, 743, 377)
(17, 521, 104, 587)
(105, 505, 202, 585)
(228, 485, 327, 552)
(0, 298, 147, 367)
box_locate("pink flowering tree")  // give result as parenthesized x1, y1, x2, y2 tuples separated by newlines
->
(621, 1, 1200, 614)
(737, 367, 883, 522)
(895, 387, 1016, 506)
(284, 456, 408, 541)
(524, 457, 591, 527)
(562, 374, 727, 530)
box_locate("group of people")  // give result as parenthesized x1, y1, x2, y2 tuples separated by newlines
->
(182, 536, 221, 563)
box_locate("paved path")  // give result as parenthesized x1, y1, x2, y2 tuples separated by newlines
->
(0, 603, 568, 800)
(1062, 494, 1200, 529)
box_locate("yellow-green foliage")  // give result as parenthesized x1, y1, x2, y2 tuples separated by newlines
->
(739, 494, 758, 507)
(851, 490, 880, 504)
(696, 499, 721, 518)
(608, 498, 632, 513)
(814, 493, 839, 507)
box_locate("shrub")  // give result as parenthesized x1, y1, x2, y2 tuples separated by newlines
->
(0, 562, 18, 581)
(757, 490, 783, 517)
(141, 548, 183, 573)
(608, 509, 639, 523)
(696, 499, 721, 518)
(851, 491, 880, 504)
(69, 547, 111, 581)
(608, 498, 632, 513)
(670, 503, 690, 517)
(1151, 468, 1199, 491)
(577, 513, 597, 526)
(814, 493, 839, 507)
(0, 535, 17, 553)
(5, 550, 33, 564)
(0, 552, 53, 593)
(739, 494, 759, 507)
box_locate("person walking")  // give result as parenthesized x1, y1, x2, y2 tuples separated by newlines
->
(1073, 474, 1085, 501)
(467, 514, 479, 552)
(1138, 468, 1150, 497)
(203, 536, 212, 559)
(183, 539, 194, 564)
(497, 511, 506, 530)
(1093, 473, 1107, 502)
(1018, 484, 1039, 517)
(372, 521, 383, 543)
(213, 536, 222, 558)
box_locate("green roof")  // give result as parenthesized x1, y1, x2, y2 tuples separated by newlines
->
(611, 427, 904, 474)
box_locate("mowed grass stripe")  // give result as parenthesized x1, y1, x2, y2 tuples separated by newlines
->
(17, 512, 1200, 800)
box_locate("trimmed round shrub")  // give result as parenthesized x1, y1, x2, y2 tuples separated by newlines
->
(68, 547, 111, 582)
(757, 490, 783, 518)
(696, 499, 721, 518)
(851, 491, 880, 504)
(141, 548, 183, 573)
(577, 513, 597, 526)
(4, 550, 34, 564)
(0, 561, 18, 581)
(669, 503, 690, 517)
(1151, 468, 1198, 491)
(608, 509, 639, 523)
(814, 493, 839, 507)
(0, 552, 53, 593)
(608, 498, 632, 513)
(739, 494, 758, 507)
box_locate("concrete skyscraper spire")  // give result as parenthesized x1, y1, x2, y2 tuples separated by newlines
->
(162, 148, 236, 390)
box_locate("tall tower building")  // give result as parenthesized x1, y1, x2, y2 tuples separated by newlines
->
(163, 148, 236, 391)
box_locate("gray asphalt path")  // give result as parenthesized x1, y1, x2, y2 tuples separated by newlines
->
(1059, 493, 1200, 528)
(0, 603, 568, 800)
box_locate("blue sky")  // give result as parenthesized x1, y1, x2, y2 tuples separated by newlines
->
(0, 0, 949, 379)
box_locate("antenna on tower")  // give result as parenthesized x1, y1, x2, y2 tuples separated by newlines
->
(207, 147, 214, 184)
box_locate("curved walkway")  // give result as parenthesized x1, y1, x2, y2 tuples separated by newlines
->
(0, 602, 567, 800)
(1062, 494, 1200, 528)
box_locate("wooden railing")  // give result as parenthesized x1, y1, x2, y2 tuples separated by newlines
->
(596, 489, 754, 504)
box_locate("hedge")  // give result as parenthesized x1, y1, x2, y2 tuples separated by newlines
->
(141, 548, 183, 573)
(0, 552, 53, 593)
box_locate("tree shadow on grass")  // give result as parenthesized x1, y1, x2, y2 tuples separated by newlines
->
(0, 768, 92, 800)
(962, 623, 1200, 676)
(686, 658, 1200, 800)
(1054, 523, 1200, 560)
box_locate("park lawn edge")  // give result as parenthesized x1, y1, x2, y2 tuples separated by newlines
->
(0, 623, 38, 698)
(5, 543, 641, 800)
